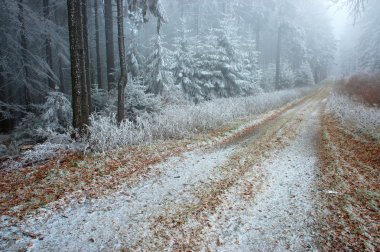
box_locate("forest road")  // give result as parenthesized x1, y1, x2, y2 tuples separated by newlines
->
(2, 87, 329, 252)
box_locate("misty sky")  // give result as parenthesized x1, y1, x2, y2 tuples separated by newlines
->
(322, 0, 350, 39)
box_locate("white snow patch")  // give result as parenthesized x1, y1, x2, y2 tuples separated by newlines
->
(204, 99, 321, 251)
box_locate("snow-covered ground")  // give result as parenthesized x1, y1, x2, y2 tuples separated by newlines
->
(203, 101, 321, 251)
(0, 89, 327, 251)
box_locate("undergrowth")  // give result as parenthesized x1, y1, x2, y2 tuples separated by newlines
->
(327, 93, 380, 140)
(89, 87, 310, 152)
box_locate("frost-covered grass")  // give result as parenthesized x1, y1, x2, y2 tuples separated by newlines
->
(327, 93, 380, 139)
(89, 88, 310, 152)
(2, 88, 309, 168)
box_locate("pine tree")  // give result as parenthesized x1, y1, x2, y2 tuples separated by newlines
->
(294, 61, 315, 87)
(116, 0, 128, 123)
(67, 0, 89, 134)
(172, 18, 196, 101)
(104, 0, 116, 91)
(94, 0, 104, 90)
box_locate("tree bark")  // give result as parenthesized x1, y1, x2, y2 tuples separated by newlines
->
(43, 0, 55, 90)
(58, 55, 66, 94)
(275, 25, 282, 90)
(94, 0, 104, 90)
(82, 0, 92, 112)
(116, 0, 128, 123)
(104, 0, 116, 92)
(67, 0, 89, 133)
(18, 0, 30, 105)
(79, 1, 90, 127)
(67, 0, 82, 130)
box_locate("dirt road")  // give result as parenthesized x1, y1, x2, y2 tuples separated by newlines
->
(1, 88, 329, 251)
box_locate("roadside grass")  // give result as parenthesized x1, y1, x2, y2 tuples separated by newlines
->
(317, 100, 380, 251)
(327, 93, 380, 140)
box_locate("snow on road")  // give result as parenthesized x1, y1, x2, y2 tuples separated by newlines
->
(2, 147, 236, 251)
(204, 105, 321, 251)
(0, 89, 327, 251)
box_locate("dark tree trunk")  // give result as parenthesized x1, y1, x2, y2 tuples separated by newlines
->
(67, 0, 89, 133)
(18, 0, 30, 105)
(104, 0, 116, 92)
(79, 1, 90, 127)
(82, 0, 92, 112)
(67, 0, 82, 130)
(58, 55, 66, 94)
(116, 0, 127, 123)
(275, 25, 282, 90)
(43, 0, 55, 90)
(94, 0, 104, 90)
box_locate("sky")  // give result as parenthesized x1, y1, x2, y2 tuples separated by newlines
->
(321, 0, 350, 39)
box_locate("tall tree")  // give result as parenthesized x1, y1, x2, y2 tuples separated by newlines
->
(18, 0, 30, 104)
(94, 0, 104, 90)
(104, 0, 116, 91)
(82, 0, 92, 112)
(43, 0, 55, 90)
(116, 0, 128, 123)
(67, 0, 89, 133)
(273, 0, 298, 90)
(275, 25, 282, 90)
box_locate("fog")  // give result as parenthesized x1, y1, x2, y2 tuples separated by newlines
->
(0, 0, 378, 132)
(0, 1, 379, 250)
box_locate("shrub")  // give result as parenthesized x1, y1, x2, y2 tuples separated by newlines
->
(88, 87, 310, 152)
(338, 73, 380, 107)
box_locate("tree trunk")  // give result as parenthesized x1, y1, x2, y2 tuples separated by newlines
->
(82, 0, 92, 112)
(104, 0, 116, 92)
(67, 0, 89, 133)
(275, 25, 282, 90)
(67, 0, 82, 130)
(18, 0, 30, 105)
(43, 0, 55, 90)
(58, 55, 66, 94)
(116, 0, 128, 123)
(94, 0, 104, 90)
(79, 1, 90, 127)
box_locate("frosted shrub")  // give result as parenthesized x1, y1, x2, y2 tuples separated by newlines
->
(125, 80, 161, 119)
(327, 93, 380, 138)
(14, 92, 72, 141)
(89, 88, 310, 152)
(260, 64, 276, 91)
(294, 62, 315, 87)
(40, 92, 72, 133)
(2, 92, 74, 169)
(280, 62, 296, 89)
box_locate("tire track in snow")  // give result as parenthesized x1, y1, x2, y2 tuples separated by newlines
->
(137, 89, 327, 250)
(201, 89, 327, 251)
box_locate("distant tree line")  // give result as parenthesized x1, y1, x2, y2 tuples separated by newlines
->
(0, 0, 340, 134)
